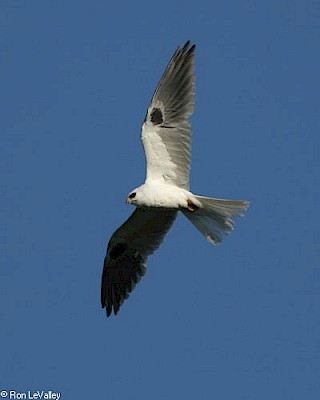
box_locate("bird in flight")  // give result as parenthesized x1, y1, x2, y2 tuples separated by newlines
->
(101, 41, 249, 317)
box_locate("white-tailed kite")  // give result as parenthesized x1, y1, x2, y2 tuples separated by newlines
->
(101, 42, 249, 317)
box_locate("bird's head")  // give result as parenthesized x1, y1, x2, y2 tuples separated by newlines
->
(126, 184, 149, 206)
(126, 190, 138, 205)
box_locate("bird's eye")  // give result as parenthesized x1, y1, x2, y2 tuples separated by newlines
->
(129, 192, 136, 199)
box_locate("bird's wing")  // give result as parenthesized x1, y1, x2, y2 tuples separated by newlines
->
(141, 41, 195, 190)
(101, 208, 177, 317)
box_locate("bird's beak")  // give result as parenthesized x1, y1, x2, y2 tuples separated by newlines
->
(126, 197, 131, 205)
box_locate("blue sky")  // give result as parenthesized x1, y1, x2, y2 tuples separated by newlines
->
(1, 1, 319, 399)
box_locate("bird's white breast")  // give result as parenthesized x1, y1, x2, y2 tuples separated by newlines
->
(136, 180, 190, 209)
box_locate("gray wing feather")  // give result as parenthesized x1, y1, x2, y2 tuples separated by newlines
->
(101, 208, 177, 317)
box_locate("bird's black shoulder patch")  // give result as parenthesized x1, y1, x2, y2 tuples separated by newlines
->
(150, 107, 163, 125)
(109, 242, 128, 259)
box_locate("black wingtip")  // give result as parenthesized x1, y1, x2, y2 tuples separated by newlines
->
(189, 44, 196, 54)
(106, 304, 112, 317)
(104, 303, 120, 317)
(181, 41, 196, 55)
(182, 40, 190, 51)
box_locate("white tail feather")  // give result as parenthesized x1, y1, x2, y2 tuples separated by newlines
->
(182, 195, 249, 245)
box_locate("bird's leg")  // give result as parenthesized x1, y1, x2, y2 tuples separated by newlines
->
(187, 199, 200, 212)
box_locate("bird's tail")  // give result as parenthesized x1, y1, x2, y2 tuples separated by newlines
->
(182, 195, 249, 245)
